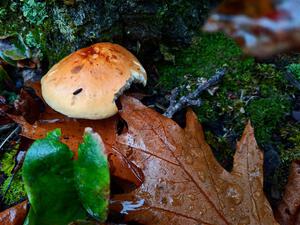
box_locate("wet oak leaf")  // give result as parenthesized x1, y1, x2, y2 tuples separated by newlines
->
(203, 0, 300, 57)
(111, 96, 278, 225)
(275, 160, 300, 225)
(0, 201, 28, 225)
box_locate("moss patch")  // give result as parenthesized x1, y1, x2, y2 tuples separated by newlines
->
(247, 96, 291, 144)
(0, 147, 26, 206)
(157, 32, 294, 177)
(277, 122, 300, 190)
(287, 63, 300, 79)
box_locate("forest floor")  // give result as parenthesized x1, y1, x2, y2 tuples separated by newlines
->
(1, 31, 300, 212)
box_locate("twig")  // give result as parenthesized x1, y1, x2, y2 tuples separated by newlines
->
(1, 150, 26, 203)
(163, 68, 226, 118)
(0, 125, 20, 151)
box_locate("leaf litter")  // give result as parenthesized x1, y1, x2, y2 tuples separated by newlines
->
(4, 84, 284, 224)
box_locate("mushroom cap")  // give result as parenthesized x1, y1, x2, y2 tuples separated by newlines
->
(41, 43, 147, 119)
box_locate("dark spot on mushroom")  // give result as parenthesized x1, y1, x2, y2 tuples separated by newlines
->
(116, 68, 123, 76)
(71, 65, 83, 74)
(73, 88, 83, 95)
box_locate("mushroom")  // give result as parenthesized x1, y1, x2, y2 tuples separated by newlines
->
(41, 43, 147, 119)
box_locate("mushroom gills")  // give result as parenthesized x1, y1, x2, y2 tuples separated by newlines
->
(113, 70, 146, 101)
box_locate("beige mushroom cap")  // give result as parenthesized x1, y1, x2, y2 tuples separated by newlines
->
(41, 43, 147, 119)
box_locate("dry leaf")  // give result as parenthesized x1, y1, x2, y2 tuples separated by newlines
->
(9, 108, 144, 187)
(275, 160, 300, 225)
(14, 88, 42, 124)
(9, 106, 117, 154)
(203, 0, 300, 57)
(111, 96, 278, 225)
(0, 201, 28, 225)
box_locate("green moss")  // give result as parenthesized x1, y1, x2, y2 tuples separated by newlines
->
(247, 96, 291, 143)
(272, 122, 300, 193)
(158, 32, 253, 90)
(280, 123, 300, 165)
(0, 147, 26, 206)
(157, 33, 293, 170)
(205, 131, 234, 170)
(0, 148, 16, 174)
(287, 63, 300, 79)
(1, 172, 26, 206)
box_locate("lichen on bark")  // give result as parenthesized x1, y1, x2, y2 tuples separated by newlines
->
(0, 0, 208, 66)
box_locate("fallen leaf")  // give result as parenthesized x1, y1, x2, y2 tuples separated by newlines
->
(8, 109, 116, 154)
(203, 0, 300, 57)
(0, 201, 28, 225)
(23, 128, 111, 224)
(23, 129, 87, 225)
(10, 82, 143, 187)
(75, 128, 110, 221)
(111, 96, 278, 225)
(275, 160, 300, 225)
(14, 88, 42, 124)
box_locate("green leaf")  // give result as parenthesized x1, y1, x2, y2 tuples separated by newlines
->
(22, 129, 86, 225)
(0, 34, 31, 66)
(74, 128, 110, 222)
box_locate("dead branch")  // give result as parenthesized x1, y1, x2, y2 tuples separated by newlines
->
(163, 68, 226, 118)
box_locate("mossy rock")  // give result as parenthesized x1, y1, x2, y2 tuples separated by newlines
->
(0, 0, 209, 66)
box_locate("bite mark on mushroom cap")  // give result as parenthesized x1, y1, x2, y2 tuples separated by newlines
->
(41, 43, 147, 119)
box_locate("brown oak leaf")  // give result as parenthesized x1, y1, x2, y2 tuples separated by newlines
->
(0, 201, 28, 225)
(275, 160, 300, 225)
(203, 0, 300, 57)
(111, 96, 278, 225)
